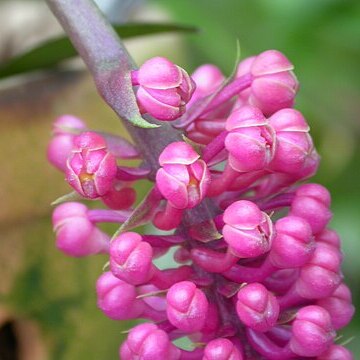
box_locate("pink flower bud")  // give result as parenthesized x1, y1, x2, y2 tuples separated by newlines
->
(203, 338, 243, 360)
(317, 283, 355, 330)
(225, 106, 275, 172)
(268, 109, 319, 177)
(185, 64, 230, 145)
(156, 142, 210, 209)
(237, 50, 299, 116)
(289, 305, 335, 357)
(317, 345, 354, 360)
(166, 281, 209, 332)
(296, 242, 342, 299)
(101, 182, 136, 210)
(316, 229, 341, 249)
(236, 283, 279, 332)
(189, 64, 224, 106)
(110, 232, 154, 285)
(47, 115, 86, 171)
(120, 323, 181, 360)
(66, 132, 117, 199)
(52, 202, 109, 257)
(96, 272, 144, 320)
(223, 200, 274, 258)
(269, 216, 315, 268)
(290, 184, 332, 234)
(132, 57, 195, 121)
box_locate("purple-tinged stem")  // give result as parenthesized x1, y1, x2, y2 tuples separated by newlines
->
(214, 214, 225, 230)
(97, 131, 140, 159)
(201, 73, 252, 116)
(207, 164, 239, 197)
(87, 209, 131, 223)
(116, 165, 150, 181)
(212, 277, 239, 336)
(202, 130, 228, 164)
(228, 170, 267, 192)
(151, 266, 193, 290)
(264, 269, 299, 294)
(258, 192, 295, 211)
(154, 203, 184, 231)
(277, 285, 309, 310)
(246, 328, 294, 360)
(268, 326, 292, 346)
(176, 73, 252, 129)
(191, 247, 238, 273)
(142, 235, 185, 248)
(223, 257, 275, 283)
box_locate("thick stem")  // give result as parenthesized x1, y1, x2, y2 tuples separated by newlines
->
(46, 0, 135, 70)
(123, 118, 184, 180)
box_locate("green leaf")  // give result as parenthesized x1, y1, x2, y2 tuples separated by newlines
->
(51, 191, 82, 206)
(0, 23, 197, 79)
(112, 186, 162, 238)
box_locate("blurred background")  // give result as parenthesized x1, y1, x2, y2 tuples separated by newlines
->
(0, 0, 359, 358)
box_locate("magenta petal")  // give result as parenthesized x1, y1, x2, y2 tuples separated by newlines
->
(226, 131, 268, 172)
(223, 200, 264, 229)
(138, 57, 182, 89)
(159, 142, 199, 165)
(251, 50, 294, 76)
(144, 87, 182, 107)
(137, 87, 183, 121)
(269, 108, 309, 132)
(226, 105, 267, 131)
(156, 168, 189, 209)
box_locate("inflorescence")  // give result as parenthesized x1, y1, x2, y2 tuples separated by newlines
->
(48, 50, 354, 359)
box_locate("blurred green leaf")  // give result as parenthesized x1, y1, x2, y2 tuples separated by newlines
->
(0, 22, 197, 79)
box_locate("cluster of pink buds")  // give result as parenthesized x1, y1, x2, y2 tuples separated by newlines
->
(49, 50, 354, 359)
